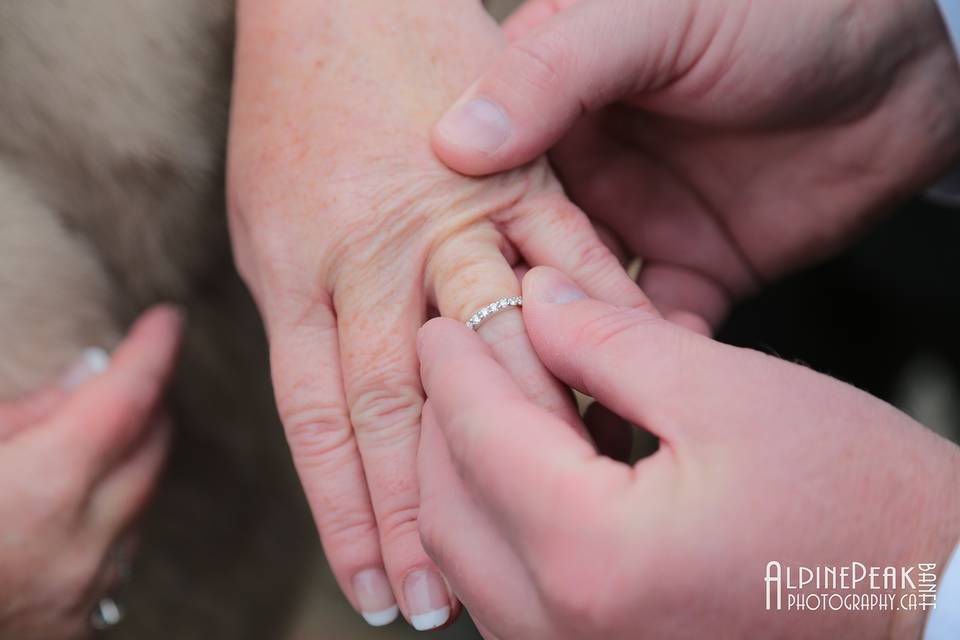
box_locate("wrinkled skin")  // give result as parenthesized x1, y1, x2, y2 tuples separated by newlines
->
(227, 0, 643, 625)
(417, 268, 960, 640)
(434, 0, 960, 330)
(0, 309, 181, 640)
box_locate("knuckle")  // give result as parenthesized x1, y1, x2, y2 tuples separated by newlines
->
(375, 500, 421, 547)
(538, 199, 621, 276)
(574, 307, 655, 353)
(349, 384, 422, 440)
(281, 403, 354, 466)
(508, 32, 571, 97)
(568, 232, 619, 279)
(319, 505, 379, 546)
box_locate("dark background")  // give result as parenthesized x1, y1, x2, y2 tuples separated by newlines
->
(718, 198, 960, 445)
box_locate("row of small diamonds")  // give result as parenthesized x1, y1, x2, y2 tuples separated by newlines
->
(467, 296, 523, 330)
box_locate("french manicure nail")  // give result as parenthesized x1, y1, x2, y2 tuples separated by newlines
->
(436, 97, 511, 156)
(61, 347, 110, 390)
(353, 568, 399, 627)
(531, 269, 587, 305)
(404, 569, 450, 631)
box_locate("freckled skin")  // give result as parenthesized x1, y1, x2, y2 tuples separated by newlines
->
(229, 0, 644, 619)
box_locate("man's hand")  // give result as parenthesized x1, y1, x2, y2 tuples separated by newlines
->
(228, 0, 643, 628)
(434, 0, 960, 329)
(417, 268, 960, 640)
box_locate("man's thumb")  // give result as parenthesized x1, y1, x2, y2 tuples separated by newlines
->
(432, 0, 697, 175)
(521, 267, 718, 440)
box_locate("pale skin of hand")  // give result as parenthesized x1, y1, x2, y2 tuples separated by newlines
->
(227, 0, 644, 628)
(417, 267, 960, 640)
(0, 308, 181, 640)
(433, 0, 960, 330)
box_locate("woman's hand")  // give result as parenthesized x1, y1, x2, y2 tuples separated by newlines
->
(0, 307, 181, 640)
(417, 268, 960, 640)
(434, 0, 960, 330)
(228, 0, 642, 628)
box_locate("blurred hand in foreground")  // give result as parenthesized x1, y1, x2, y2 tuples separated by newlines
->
(0, 307, 181, 640)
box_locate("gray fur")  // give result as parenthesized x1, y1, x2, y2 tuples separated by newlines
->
(0, 4, 316, 639)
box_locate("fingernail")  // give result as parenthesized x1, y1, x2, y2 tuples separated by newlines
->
(353, 568, 399, 627)
(61, 347, 110, 389)
(436, 97, 511, 156)
(528, 268, 587, 305)
(404, 569, 450, 631)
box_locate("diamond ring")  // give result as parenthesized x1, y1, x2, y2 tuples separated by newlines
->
(466, 296, 523, 331)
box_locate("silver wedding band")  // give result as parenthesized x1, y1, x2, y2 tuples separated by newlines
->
(466, 296, 523, 331)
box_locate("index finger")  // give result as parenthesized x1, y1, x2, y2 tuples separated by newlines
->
(50, 306, 183, 475)
(417, 318, 628, 538)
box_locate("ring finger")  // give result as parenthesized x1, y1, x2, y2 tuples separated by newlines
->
(269, 302, 393, 627)
(336, 269, 457, 631)
(428, 226, 583, 429)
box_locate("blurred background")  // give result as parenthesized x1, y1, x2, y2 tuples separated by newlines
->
(719, 197, 960, 448)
